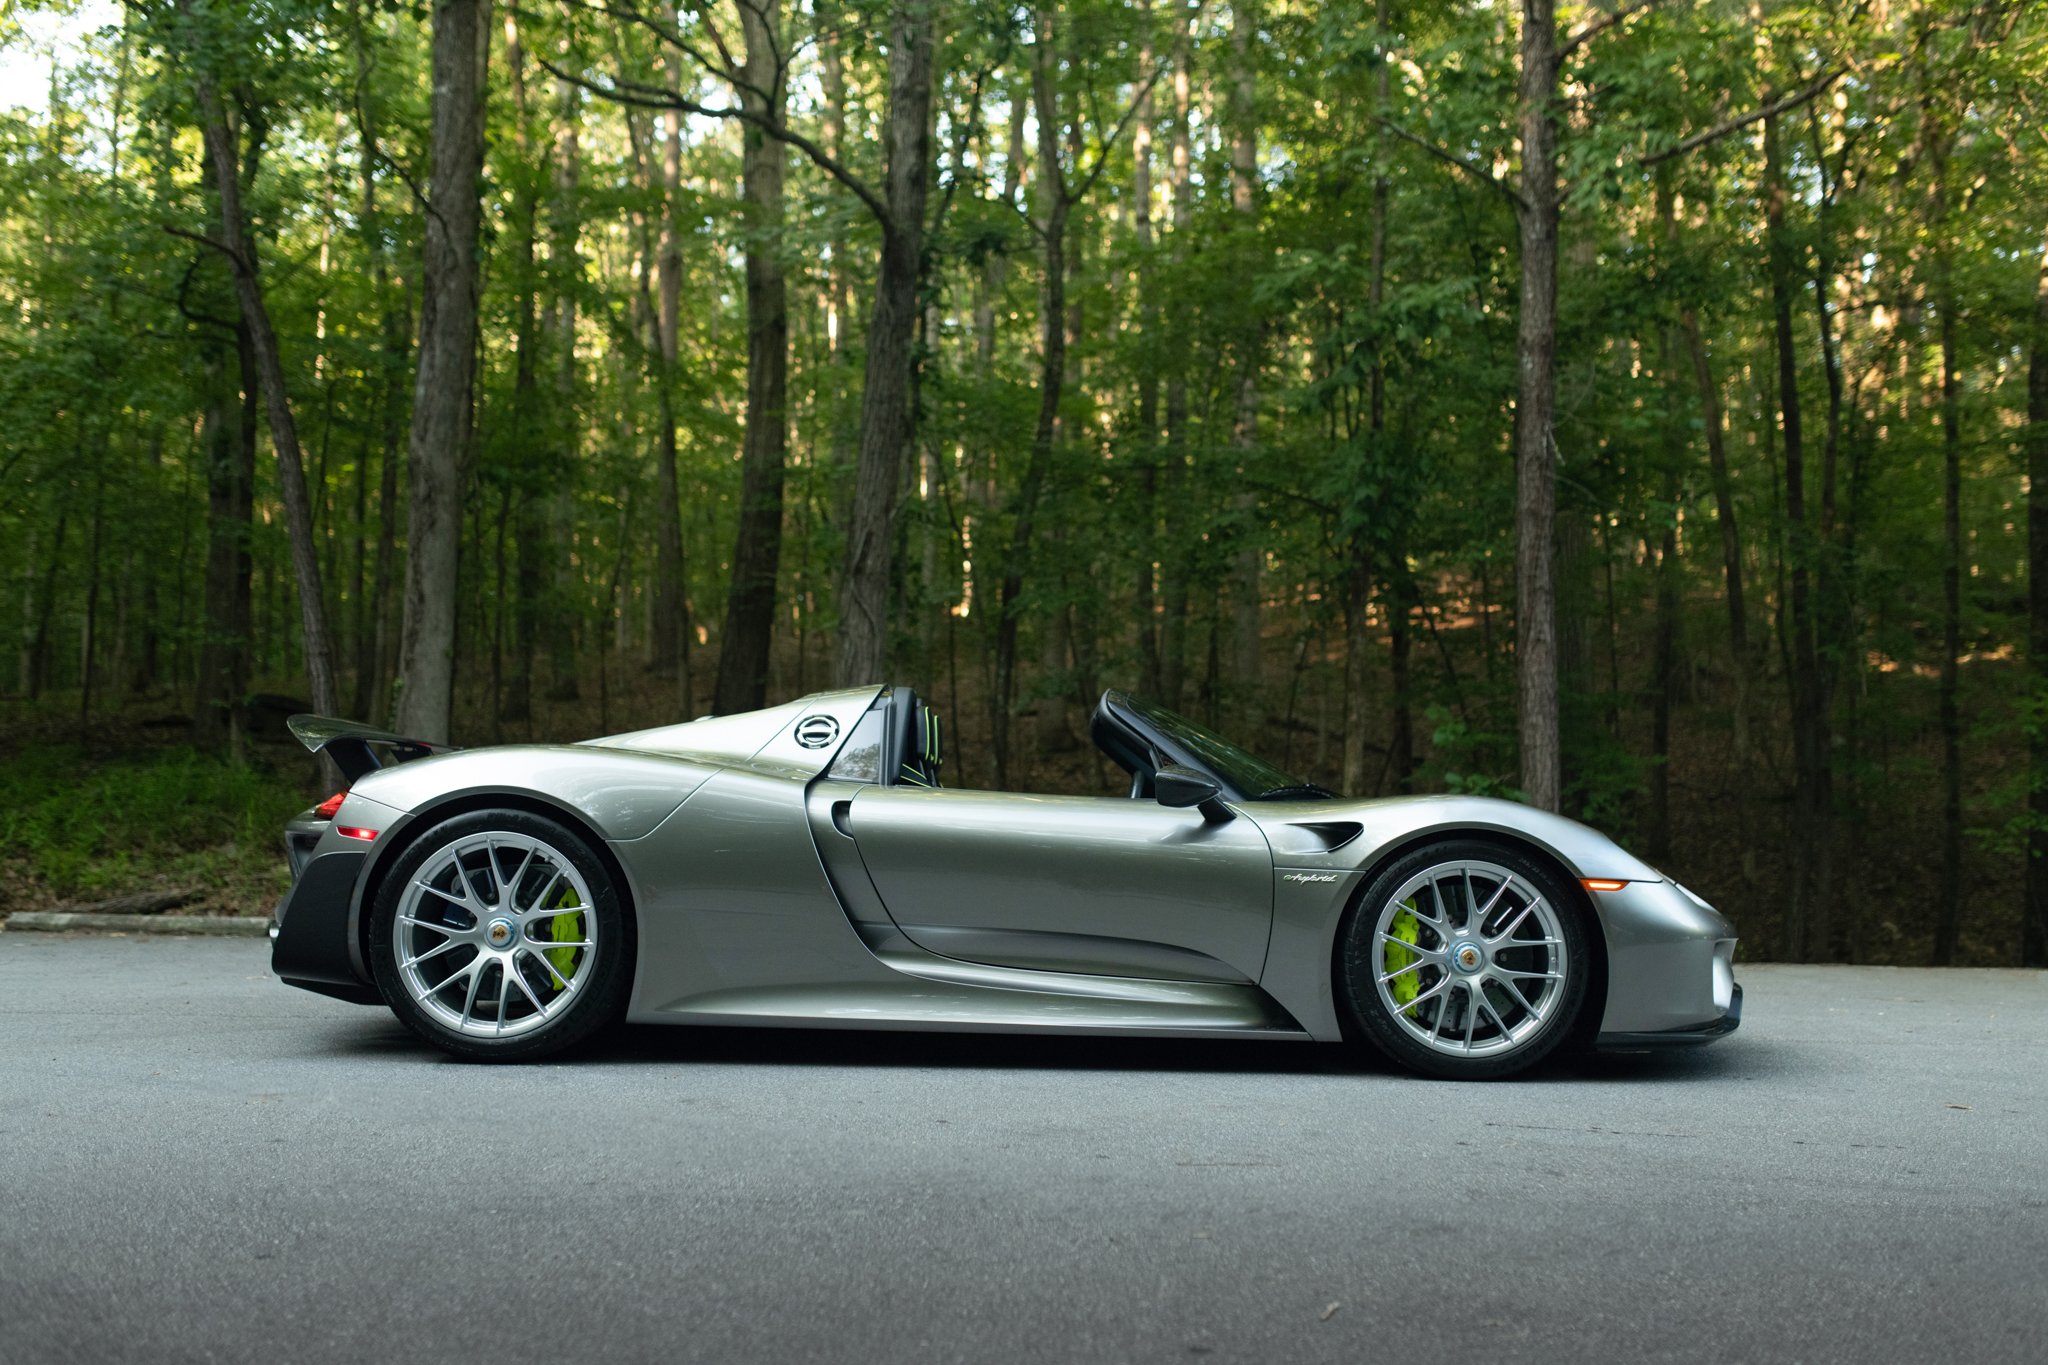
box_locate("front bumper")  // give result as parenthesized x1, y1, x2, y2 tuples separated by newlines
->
(1591, 878, 1741, 1046)
(1596, 981, 1742, 1050)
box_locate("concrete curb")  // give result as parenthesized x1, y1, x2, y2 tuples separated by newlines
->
(2, 913, 271, 937)
(46, 889, 204, 916)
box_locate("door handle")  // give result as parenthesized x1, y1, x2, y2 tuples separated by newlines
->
(831, 800, 855, 838)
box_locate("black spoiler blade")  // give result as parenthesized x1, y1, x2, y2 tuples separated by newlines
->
(287, 714, 453, 784)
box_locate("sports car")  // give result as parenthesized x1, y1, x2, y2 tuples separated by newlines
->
(270, 685, 1740, 1079)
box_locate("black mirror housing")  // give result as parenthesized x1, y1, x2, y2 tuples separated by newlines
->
(1155, 764, 1232, 821)
(1154, 764, 1218, 807)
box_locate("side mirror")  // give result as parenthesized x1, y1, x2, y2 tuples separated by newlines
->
(1155, 764, 1231, 821)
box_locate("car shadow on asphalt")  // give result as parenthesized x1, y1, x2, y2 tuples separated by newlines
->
(314, 1014, 1782, 1083)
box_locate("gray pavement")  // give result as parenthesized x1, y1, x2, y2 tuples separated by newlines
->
(2, 935, 2044, 1365)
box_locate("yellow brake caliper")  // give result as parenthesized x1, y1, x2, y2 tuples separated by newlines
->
(545, 885, 582, 990)
(1386, 905, 1423, 1018)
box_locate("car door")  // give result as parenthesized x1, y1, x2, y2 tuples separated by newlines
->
(846, 786, 1275, 983)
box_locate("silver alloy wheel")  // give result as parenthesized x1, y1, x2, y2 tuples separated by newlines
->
(1371, 858, 1568, 1059)
(392, 831, 597, 1039)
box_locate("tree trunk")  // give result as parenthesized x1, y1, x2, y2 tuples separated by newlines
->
(189, 80, 340, 720)
(823, 37, 851, 363)
(650, 343, 689, 684)
(1681, 311, 1748, 734)
(189, 148, 251, 747)
(612, 91, 683, 698)
(26, 487, 72, 702)
(1368, 0, 1398, 793)
(79, 434, 106, 730)
(349, 427, 369, 708)
(1388, 582, 1415, 791)
(368, 365, 405, 723)
(821, 33, 857, 494)
(2026, 222, 2048, 969)
(713, 0, 790, 716)
(1158, 2, 1197, 708)
(1766, 110, 1830, 960)
(545, 73, 583, 703)
(132, 425, 164, 694)
(833, 0, 935, 688)
(1227, 0, 1261, 700)
(1650, 351, 1683, 865)
(1514, 0, 1562, 811)
(1131, 1, 1161, 699)
(1649, 181, 1688, 862)
(990, 8, 1069, 787)
(394, 0, 491, 744)
(643, 78, 692, 703)
(502, 18, 542, 727)
(1931, 123, 1964, 966)
(188, 111, 256, 749)
(1340, 551, 1372, 796)
(347, 2, 411, 725)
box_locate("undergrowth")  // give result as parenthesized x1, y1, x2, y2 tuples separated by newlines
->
(0, 745, 308, 912)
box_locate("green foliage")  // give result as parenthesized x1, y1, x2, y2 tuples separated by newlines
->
(0, 745, 307, 901)
(2, 0, 2047, 956)
(1422, 704, 1522, 802)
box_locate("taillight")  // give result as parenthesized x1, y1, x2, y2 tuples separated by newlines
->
(313, 791, 347, 819)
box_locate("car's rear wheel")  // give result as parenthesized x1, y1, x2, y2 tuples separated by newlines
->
(368, 809, 633, 1062)
(1338, 839, 1588, 1080)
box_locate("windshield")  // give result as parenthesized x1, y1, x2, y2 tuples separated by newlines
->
(1120, 694, 1313, 799)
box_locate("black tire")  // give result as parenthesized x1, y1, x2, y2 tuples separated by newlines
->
(368, 808, 634, 1062)
(1337, 838, 1590, 1080)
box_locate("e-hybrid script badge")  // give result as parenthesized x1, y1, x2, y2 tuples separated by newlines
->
(794, 714, 841, 749)
(1283, 872, 1340, 884)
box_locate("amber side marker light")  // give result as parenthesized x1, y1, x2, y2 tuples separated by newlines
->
(337, 826, 380, 842)
(1581, 879, 1629, 892)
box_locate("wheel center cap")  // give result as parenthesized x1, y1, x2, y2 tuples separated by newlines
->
(1451, 939, 1485, 973)
(485, 917, 518, 949)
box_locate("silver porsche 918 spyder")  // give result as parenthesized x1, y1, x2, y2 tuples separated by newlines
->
(271, 685, 1740, 1079)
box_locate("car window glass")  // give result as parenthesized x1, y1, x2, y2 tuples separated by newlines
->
(827, 704, 889, 784)
(1120, 694, 1304, 797)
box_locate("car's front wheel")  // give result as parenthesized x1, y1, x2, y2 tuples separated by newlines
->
(1338, 839, 1589, 1080)
(368, 809, 634, 1061)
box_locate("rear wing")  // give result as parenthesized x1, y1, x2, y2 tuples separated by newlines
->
(287, 714, 455, 783)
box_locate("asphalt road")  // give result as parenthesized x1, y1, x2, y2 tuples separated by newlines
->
(2, 935, 2043, 1365)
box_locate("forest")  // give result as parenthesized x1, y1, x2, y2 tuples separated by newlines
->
(1, 0, 2044, 965)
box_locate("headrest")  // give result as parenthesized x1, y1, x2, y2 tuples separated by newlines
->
(895, 688, 942, 788)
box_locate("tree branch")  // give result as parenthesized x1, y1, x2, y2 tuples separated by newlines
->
(541, 0, 801, 111)
(534, 53, 894, 227)
(931, 65, 992, 237)
(163, 238, 244, 337)
(1066, 61, 1170, 208)
(163, 223, 247, 273)
(1560, 0, 1658, 60)
(1375, 116, 1527, 211)
(1640, 67, 1843, 167)
(346, 3, 432, 216)
(677, 0, 742, 80)
(732, 0, 789, 96)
